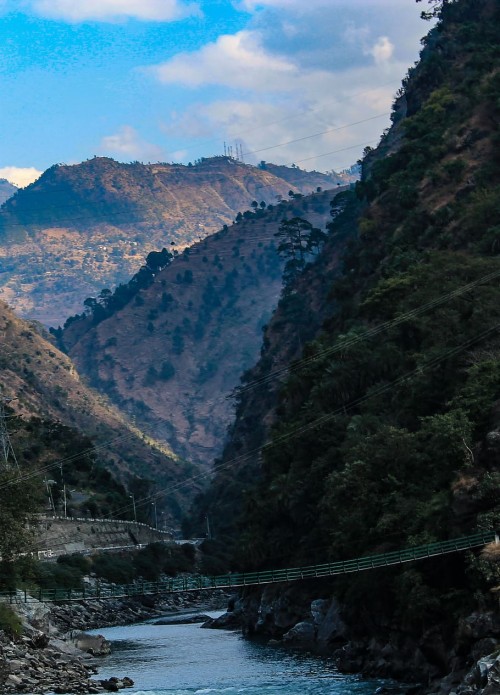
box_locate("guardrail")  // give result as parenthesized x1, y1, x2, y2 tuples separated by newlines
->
(1, 530, 496, 604)
(37, 515, 172, 535)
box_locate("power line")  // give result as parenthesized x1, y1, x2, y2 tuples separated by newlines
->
(0, 123, 373, 229)
(94, 321, 500, 521)
(4, 303, 499, 540)
(159, 79, 401, 160)
(233, 267, 500, 397)
(242, 114, 389, 157)
(4, 260, 498, 501)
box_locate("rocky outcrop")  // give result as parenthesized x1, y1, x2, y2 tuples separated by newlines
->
(0, 587, 227, 694)
(453, 652, 500, 695)
(210, 587, 500, 695)
(0, 628, 128, 694)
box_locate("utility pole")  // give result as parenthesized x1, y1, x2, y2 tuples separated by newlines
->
(129, 493, 137, 522)
(0, 397, 19, 471)
(151, 501, 158, 529)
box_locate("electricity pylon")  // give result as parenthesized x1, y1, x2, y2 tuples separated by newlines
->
(0, 397, 19, 471)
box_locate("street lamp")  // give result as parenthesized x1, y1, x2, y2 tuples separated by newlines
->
(129, 494, 137, 522)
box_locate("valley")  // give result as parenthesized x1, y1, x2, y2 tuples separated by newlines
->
(1, 2, 500, 695)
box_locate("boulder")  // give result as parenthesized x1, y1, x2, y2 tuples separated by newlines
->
(282, 621, 315, 646)
(72, 633, 111, 656)
(315, 598, 346, 645)
(201, 611, 242, 629)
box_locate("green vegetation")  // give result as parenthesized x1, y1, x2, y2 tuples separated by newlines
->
(18, 542, 197, 591)
(197, 0, 500, 642)
(0, 604, 23, 638)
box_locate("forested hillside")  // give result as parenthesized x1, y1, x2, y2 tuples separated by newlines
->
(58, 188, 341, 467)
(0, 156, 345, 325)
(194, 0, 500, 675)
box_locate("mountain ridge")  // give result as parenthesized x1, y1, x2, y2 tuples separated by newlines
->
(0, 157, 351, 325)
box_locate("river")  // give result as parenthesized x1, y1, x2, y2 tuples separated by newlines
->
(89, 612, 401, 695)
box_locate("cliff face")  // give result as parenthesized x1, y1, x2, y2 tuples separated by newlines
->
(59, 189, 342, 467)
(195, 0, 500, 688)
(0, 157, 345, 325)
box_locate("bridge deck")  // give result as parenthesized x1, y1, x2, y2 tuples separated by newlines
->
(1, 530, 496, 604)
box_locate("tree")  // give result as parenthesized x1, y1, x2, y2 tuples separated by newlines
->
(416, 0, 448, 20)
(274, 217, 326, 284)
(0, 472, 40, 588)
(146, 247, 173, 273)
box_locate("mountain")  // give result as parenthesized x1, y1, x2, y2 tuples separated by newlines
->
(192, 0, 500, 684)
(257, 161, 359, 189)
(0, 156, 346, 325)
(0, 301, 199, 523)
(0, 179, 17, 205)
(58, 188, 344, 468)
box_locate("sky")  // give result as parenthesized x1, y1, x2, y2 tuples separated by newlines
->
(0, 0, 430, 187)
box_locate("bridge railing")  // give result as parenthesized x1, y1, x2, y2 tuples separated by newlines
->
(1, 530, 496, 603)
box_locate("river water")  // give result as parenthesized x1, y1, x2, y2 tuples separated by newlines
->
(89, 612, 401, 695)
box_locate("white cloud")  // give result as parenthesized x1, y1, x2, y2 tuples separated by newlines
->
(148, 1, 427, 172)
(150, 30, 295, 91)
(29, 0, 200, 22)
(100, 126, 165, 160)
(369, 36, 394, 66)
(0, 166, 42, 188)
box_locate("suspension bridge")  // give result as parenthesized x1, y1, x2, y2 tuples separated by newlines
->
(2, 530, 497, 604)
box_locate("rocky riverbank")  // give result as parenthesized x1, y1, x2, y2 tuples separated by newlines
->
(204, 585, 500, 695)
(0, 588, 227, 694)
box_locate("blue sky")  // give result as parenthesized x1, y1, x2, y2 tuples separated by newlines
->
(0, 0, 429, 187)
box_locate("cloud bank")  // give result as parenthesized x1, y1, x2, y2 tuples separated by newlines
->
(147, 2, 422, 171)
(0, 167, 43, 188)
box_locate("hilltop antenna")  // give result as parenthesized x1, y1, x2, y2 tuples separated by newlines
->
(224, 142, 227, 157)
(239, 143, 245, 163)
(0, 397, 20, 471)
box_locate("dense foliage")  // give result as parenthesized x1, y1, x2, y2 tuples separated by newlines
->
(14, 542, 197, 591)
(199, 0, 500, 638)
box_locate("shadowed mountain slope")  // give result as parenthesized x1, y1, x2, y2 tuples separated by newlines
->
(0, 301, 198, 522)
(59, 188, 345, 467)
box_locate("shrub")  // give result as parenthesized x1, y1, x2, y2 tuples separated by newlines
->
(0, 604, 22, 638)
(91, 555, 135, 584)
